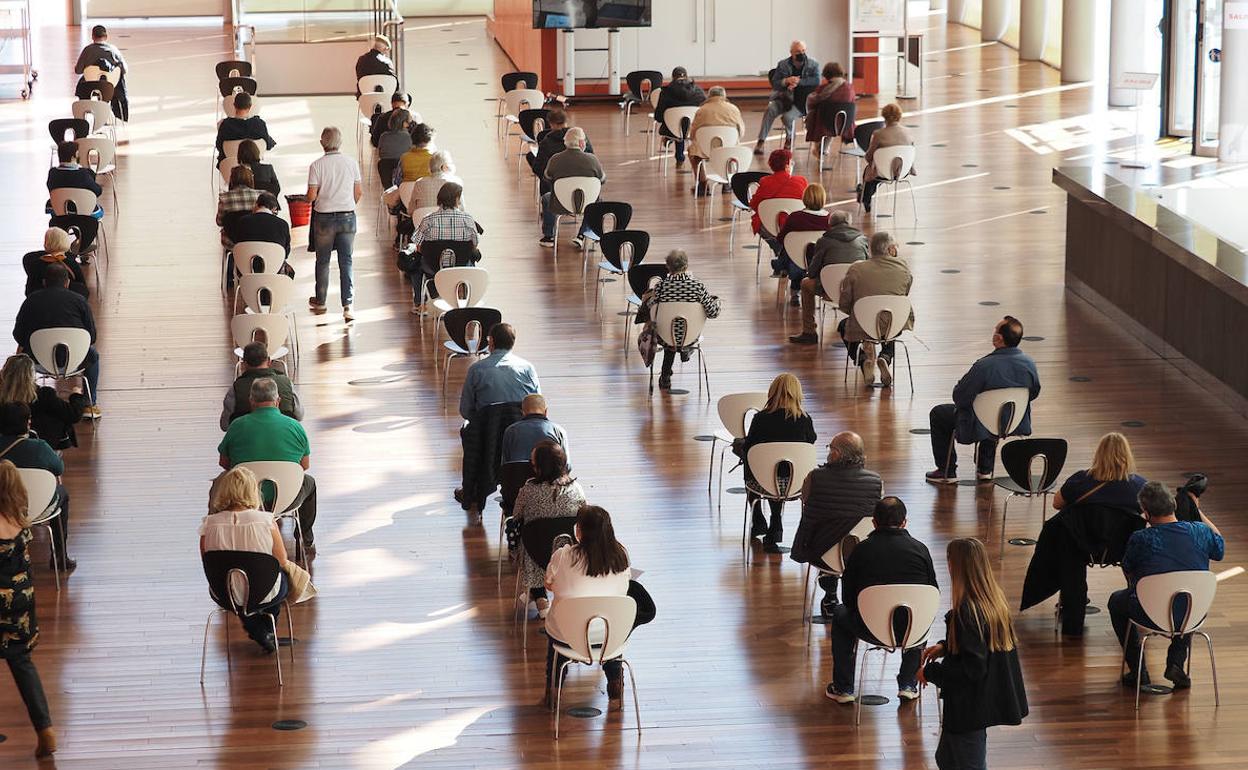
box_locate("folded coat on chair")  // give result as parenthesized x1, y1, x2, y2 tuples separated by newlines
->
(1019, 503, 1146, 612)
(460, 401, 524, 510)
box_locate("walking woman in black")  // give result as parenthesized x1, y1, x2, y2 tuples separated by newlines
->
(737, 372, 816, 553)
(920, 538, 1027, 770)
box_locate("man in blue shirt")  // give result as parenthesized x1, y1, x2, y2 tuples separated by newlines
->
(1109, 482, 1224, 689)
(501, 394, 568, 466)
(458, 323, 540, 422)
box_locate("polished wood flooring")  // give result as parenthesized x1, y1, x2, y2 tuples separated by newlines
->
(0, 11, 1245, 769)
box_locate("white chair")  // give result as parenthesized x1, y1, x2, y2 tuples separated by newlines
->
(551, 176, 602, 261)
(853, 583, 941, 725)
(358, 73, 398, 96)
(658, 105, 700, 176)
(501, 89, 545, 147)
(693, 126, 740, 166)
(707, 392, 767, 512)
(49, 187, 99, 218)
(236, 460, 309, 565)
(82, 65, 120, 86)
(940, 387, 1031, 478)
(816, 263, 853, 340)
(356, 92, 390, 172)
(742, 442, 818, 562)
(649, 301, 710, 399)
(547, 595, 641, 740)
(427, 266, 490, 350)
(75, 136, 118, 212)
(755, 198, 804, 278)
(801, 518, 874, 633)
(846, 295, 916, 391)
(869, 145, 918, 221)
(28, 327, 96, 409)
(227, 240, 286, 298)
(18, 468, 65, 591)
(236, 274, 301, 370)
(777, 230, 821, 307)
(645, 88, 663, 156)
(231, 313, 293, 379)
(1124, 570, 1219, 710)
(702, 145, 753, 224)
(72, 99, 115, 139)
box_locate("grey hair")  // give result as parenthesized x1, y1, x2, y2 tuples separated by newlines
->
(665, 249, 689, 272)
(829, 431, 865, 467)
(373, 34, 390, 51)
(869, 231, 894, 257)
(564, 126, 587, 149)
(428, 149, 454, 174)
(1138, 481, 1176, 518)
(320, 126, 342, 152)
(249, 377, 280, 404)
(829, 210, 851, 227)
(708, 85, 726, 98)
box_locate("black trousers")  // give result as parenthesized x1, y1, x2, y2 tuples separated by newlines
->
(43, 487, 70, 560)
(240, 572, 290, 645)
(837, 318, 895, 363)
(286, 475, 317, 545)
(747, 493, 784, 542)
(829, 603, 922, 692)
(935, 728, 987, 770)
(6, 654, 52, 731)
(1109, 588, 1191, 673)
(929, 403, 997, 476)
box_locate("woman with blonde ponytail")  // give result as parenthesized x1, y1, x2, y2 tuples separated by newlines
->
(920, 538, 1027, 769)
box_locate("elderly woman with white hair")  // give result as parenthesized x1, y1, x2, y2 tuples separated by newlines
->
(688, 85, 746, 195)
(408, 149, 466, 213)
(22, 227, 88, 298)
(306, 126, 363, 323)
(643, 249, 721, 391)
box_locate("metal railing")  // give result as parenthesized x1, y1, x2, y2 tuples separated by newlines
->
(373, 0, 405, 84)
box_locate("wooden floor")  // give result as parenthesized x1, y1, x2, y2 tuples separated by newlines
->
(0, 11, 1246, 769)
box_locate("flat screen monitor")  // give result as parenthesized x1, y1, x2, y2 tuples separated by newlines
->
(533, 0, 652, 29)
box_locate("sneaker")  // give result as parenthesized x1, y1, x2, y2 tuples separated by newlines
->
(538, 237, 554, 248)
(571, 236, 585, 250)
(83, 405, 102, 419)
(819, 596, 837, 617)
(925, 469, 958, 485)
(825, 684, 856, 704)
(308, 297, 327, 313)
(976, 471, 994, 483)
(343, 305, 355, 323)
(897, 685, 920, 701)
(860, 354, 876, 384)
(1164, 663, 1192, 690)
(789, 332, 819, 345)
(877, 356, 893, 387)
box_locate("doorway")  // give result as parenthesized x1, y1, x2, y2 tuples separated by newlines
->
(1166, 0, 1222, 154)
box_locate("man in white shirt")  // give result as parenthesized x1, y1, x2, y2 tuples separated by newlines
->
(306, 127, 363, 322)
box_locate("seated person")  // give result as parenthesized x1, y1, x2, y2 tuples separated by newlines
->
(214, 92, 275, 163)
(409, 150, 465, 213)
(927, 316, 1040, 484)
(826, 496, 937, 703)
(370, 91, 410, 148)
(377, 108, 413, 183)
(216, 166, 261, 248)
(804, 61, 856, 151)
(792, 431, 882, 615)
(1111, 482, 1223, 689)
(218, 377, 317, 557)
(515, 442, 585, 619)
(0, 403, 74, 574)
(539, 127, 604, 249)
(838, 232, 914, 388)
(754, 41, 820, 155)
(860, 103, 916, 212)
(654, 66, 706, 168)
(526, 108, 595, 192)
(0, 354, 87, 451)
(355, 34, 396, 93)
(393, 123, 436, 187)
(236, 139, 280, 200)
(23, 227, 88, 299)
(221, 342, 303, 430)
(688, 85, 746, 194)
(749, 149, 807, 245)
(75, 24, 129, 121)
(644, 249, 721, 391)
(737, 372, 816, 553)
(200, 466, 290, 653)
(406, 182, 482, 312)
(13, 263, 100, 418)
(230, 192, 291, 264)
(46, 141, 104, 221)
(502, 394, 569, 465)
(771, 183, 831, 304)
(789, 210, 868, 345)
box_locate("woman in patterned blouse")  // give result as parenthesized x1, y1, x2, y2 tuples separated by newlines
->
(649, 249, 721, 390)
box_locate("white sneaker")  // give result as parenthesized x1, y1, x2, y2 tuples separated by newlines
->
(824, 684, 856, 704)
(343, 305, 355, 322)
(571, 236, 585, 250)
(860, 354, 876, 384)
(877, 356, 893, 387)
(897, 686, 920, 701)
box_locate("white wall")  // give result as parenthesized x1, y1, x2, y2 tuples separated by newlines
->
(86, 0, 221, 16)
(85, 0, 492, 18)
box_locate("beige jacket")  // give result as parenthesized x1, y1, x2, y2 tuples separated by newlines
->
(839, 253, 915, 342)
(689, 95, 747, 158)
(863, 123, 916, 181)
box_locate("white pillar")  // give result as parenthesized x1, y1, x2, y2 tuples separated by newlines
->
(1219, 3, 1248, 161)
(948, 0, 968, 25)
(930, 0, 947, 11)
(1062, 0, 1109, 84)
(981, 0, 1009, 42)
(1108, 0, 1149, 106)
(1019, 0, 1047, 60)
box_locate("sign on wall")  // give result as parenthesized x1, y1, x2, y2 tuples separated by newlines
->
(854, 0, 907, 35)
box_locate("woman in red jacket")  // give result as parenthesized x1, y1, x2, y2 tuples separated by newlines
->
(749, 149, 807, 237)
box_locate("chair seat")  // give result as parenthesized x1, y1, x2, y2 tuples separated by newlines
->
(730, 199, 750, 211)
(583, 230, 602, 243)
(993, 478, 1057, 495)
(713, 428, 734, 443)
(840, 146, 866, 158)
(598, 261, 625, 274)
(34, 365, 86, 378)
(744, 477, 801, 501)
(443, 340, 486, 355)
(235, 345, 289, 360)
(430, 298, 462, 313)
(552, 640, 629, 665)
(626, 294, 642, 307)
(705, 174, 730, 185)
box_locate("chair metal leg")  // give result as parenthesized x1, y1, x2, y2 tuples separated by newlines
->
(1000, 495, 1012, 556)
(699, 348, 711, 402)
(1196, 631, 1219, 706)
(716, 444, 730, 514)
(199, 608, 225, 685)
(42, 523, 60, 592)
(854, 642, 868, 726)
(620, 658, 642, 735)
(707, 437, 719, 494)
(443, 354, 454, 393)
(1134, 630, 1150, 710)
(269, 614, 283, 686)
(554, 658, 574, 739)
(741, 496, 751, 563)
(801, 564, 812, 623)
(284, 600, 295, 671)
(497, 514, 509, 591)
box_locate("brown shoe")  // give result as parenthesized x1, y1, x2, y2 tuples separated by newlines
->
(36, 726, 56, 757)
(753, 141, 765, 156)
(607, 676, 624, 704)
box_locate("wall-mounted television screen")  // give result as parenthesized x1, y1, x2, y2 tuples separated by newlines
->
(533, 0, 652, 29)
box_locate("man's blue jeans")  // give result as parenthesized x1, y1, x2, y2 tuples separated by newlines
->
(313, 211, 357, 306)
(540, 193, 590, 240)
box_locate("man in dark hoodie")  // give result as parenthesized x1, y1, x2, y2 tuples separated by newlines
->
(654, 66, 706, 168)
(214, 93, 276, 162)
(789, 210, 868, 344)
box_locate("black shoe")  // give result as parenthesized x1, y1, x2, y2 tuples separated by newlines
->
(1121, 668, 1151, 688)
(820, 596, 837, 617)
(658, 374, 672, 390)
(769, 270, 785, 278)
(453, 488, 465, 504)
(855, 183, 863, 203)
(299, 541, 317, 559)
(678, 350, 692, 363)
(750, 509, 768, 539)
(257, 633, 278, 654)
(761, 538, 788, 554)
(51, 557, 77, 574)
(1164, 663, 1192, 690)
(789, 332, 819, 344)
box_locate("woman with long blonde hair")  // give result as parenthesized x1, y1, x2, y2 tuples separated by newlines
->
(0, 460, 57, 757)
(0, 354, 87, 451)
(920, 538, 1027, 769)
(1052, 432, 1146, 511)
(736, 373, 816, 553)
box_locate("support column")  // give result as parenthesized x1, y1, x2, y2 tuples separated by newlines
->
(982, 0, 1010, 42)
(1109, 0, 1150, 105)
(1062, 0, 1109, 84)
(930, 0, 947, 11)
(1019, 0, 1048, 60)
(948, 0, 968, 25)
(1219, 3, 1248, 161)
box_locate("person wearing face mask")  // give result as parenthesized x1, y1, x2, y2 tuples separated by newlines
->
(836, 231, 914, 388)
(754, 41, 821, 156)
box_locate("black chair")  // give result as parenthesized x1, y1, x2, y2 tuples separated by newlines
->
(516, 516, 578, 645)
(218, 76, 259, 98)
(728, 170, 769, 255)
(996, 438, 1069, 552)
(517, 108, 550, 145)
(623, 69, 663, 133)
(581, 201, 633, 269)
(595, 230, 650, 312)
(812, 100, 857, 172)
(49, 213, 98, 257)
(199, 550, 295, 686)
(497, 460, 536, 587)
(441, 307, 503, 393)
(501, 71, 539, 92)
(48, 118, 89, 147)
(75, 79, 114, 102)
(418, 239, 479, 296)
(215, 60, 253, 81)
(623, 263, 669, 350)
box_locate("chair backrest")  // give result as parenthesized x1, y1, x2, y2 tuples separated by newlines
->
(695, 125, 739, 154)
(49, 117, 90, 144)
(706, 144, 753, 181)
(873, 145, 917, 181)
(16, 468, 58, 519)
(581, 201, 633, 237)
(818, 100, 857, 137)
(238, 273, 297, 315)
(202, 550, 283, 612)
(75, 136, 115, 171)
(442, 307, 503, 354)
(504, 88, 545, 117)
(519, 516, 578, 569)
(653, 301, 708, 349)
(420, 240, 478, 270)
(851, 295, 913, 343)
(358, 92, 389, 120)
(232, 241, 287, 276)
(649, 87, 662, 109)
(71, 100, 114, 134)
(215, 60, 253, 80)
(625, 69, 663, 101)
(820, 517, 875, 574)
(1135, 571, 1217, 635)
(230, 313, 290, 352)
(546, 595, 638, 664)
(971, 387, 1031, 439)
(757, 198, 804, 235)
(218, 75, 258, 97)
(857, 584, 941, 651)
(716, 392, 768, 439)
(49, 214, 99, 254)
(501, 71, 538, 92)
(552, 176, 602, 215)
(235, 461, 304, 514)
(782, 230, 822, 271)
(730, 170, 769, 207)
(432, 266, 490, 309)
(83, 64, 121, 85)
(746, 442, 818, 501)
(1001, 438, 1068, 494)
(29, 327, 92, 376)
(50, 188, 100, 217)
(222, 139, 263, 162)
(78, 79, 114, 102)
(599, 229, 651, 273)
(358, 73, 399, 95)
(819, 264, 853, 299)
(626, 264, 668, 300)
(500, 461, 535, 508)
(662, 105, 700, 141)
(518, 107, 551, 141)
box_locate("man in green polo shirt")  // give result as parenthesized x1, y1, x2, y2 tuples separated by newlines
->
(218, 377, 318, 556)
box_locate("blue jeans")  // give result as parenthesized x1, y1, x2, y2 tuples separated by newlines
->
(540, 193, 591, 240)
(757, 97, 802, 143)
(829, 603, 921, 693)
(312, 211, 357, 306)
(935, 728, 987, 770)
(240, 571, 291, 644)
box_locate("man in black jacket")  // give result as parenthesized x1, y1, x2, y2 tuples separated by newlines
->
(231, 193, 291, 259)
(48, 142, 102, 196)
(526, 108, 596, 194)
(654, 67, 706, 168)
(214, 93, 276, 162)
(826, 496, 937, 703)
(369, 91, 410, 147)
(792, 431, 882, 615)
(13, 264, 101, 418)
(355, 35, 397, 82)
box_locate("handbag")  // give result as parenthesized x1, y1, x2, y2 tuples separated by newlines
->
(637, 323, 657, 367)
(396, 246, 420, 274)
(282, 560, 318, 603)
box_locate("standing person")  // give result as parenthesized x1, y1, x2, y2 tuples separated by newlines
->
(74, 24, 128, 121)
(0, 460, 57, 758)
(737, 373, 816, 553)
(306, 127, 363, 323)
(654, 66, 706, 169)
(920, 538, 1028, 770)
(754, 40, 820, 155)
(788, 210, 868, 345)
